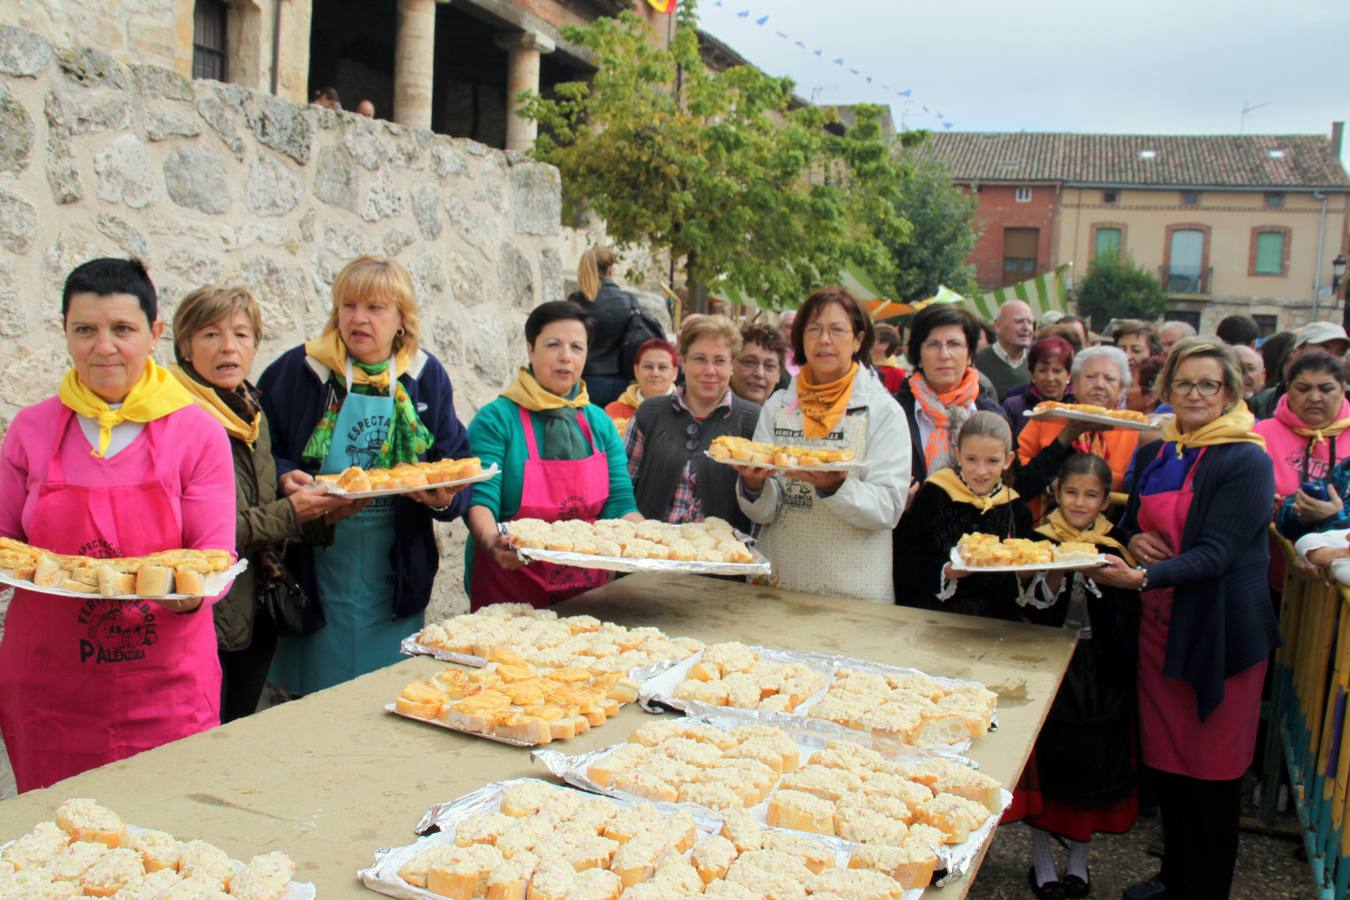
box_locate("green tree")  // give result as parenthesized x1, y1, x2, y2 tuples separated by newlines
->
(519, 2, 899, 312)
(876, 155, 980, 301)
(1074, 251, 1167, 331)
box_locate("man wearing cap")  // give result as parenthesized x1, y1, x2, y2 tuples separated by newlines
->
(1250, 322, 1350, 418)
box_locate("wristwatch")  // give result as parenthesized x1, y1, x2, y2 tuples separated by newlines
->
(1133, 565, 1149, 592)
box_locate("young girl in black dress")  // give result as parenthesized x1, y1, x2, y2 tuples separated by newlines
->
(895, 411, 1033, 620)
(1019, 453, 1140, 899)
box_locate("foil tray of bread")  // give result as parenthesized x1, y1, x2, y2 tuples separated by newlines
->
(704, 435, 864, 472)
(948, 538, 1108, 575)
(0, 536, 247, 601)
(1022, 401, 1161, 432)
(0, 798, 315, 899)
(640, 643, 999, 756)
(359, 778, 914, 900)
(534, 714, 1007, 890)
(400, 605, 704, 688)
(501, 518, 772, 577)
(318, 461, 498, 500)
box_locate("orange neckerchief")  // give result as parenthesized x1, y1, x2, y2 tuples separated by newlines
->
(909, 368, 980, 470)
(796, 361, 859, 439)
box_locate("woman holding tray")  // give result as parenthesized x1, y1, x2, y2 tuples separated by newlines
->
(1095, 337, 1277, 900)
(0, 258, 235, 792)
(626, 314, 758, 531)
(170, 284, 353, 722)
(735, 287, 909, 604)
(465, 300, 640, 610)
(259, 256, 473, 695)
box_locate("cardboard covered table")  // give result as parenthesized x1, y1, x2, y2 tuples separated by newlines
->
(0, 573, 1077, 897)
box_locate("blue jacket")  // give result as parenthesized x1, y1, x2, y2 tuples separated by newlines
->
(1275, 454, 1350, 541)
(258, 344, 473, 619)
(1121, 440, 1280, 720)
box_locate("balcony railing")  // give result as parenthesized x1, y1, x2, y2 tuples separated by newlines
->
(1159, 265, 1212, 295)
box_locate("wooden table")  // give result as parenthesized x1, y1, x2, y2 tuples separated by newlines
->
(0, 574, 1077, 897)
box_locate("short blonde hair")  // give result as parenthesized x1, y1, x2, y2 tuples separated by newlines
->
(678, 314, 742, 359)
(172, 284, 263, 364)
(324, 256, 420, 354)
(1155, 336, 1243, 407)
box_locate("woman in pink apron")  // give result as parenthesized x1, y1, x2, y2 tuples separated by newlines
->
(0, 258, 235, 792)
(1096, 337, 1278, 900)
(465, 301, 640, 609)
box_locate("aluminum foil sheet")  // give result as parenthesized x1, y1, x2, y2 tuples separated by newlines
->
(397, 632, 702, 687)
(511, 543, 771, 577)
(640, 645, 999, 757)
(0, 825, 315, 899)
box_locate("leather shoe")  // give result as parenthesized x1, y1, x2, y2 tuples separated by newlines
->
(1029, 865, 1066, 900)
(1122, 876, 1171, 900)
(1062, 871, 1090, 898)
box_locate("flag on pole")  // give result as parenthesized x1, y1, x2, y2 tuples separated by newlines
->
(963, 265, 1071, 321)
(647, 0, 677, 12)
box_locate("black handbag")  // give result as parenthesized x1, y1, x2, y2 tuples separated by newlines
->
(257, 548, 324, 637)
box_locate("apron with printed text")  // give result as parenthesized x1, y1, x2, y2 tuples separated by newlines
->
(0, 409, 221, 793)
(270, 360, 408, 695)
(1137, 447, 1267, 779)
(757, 396, 893, 603)
(470, 406, 611, 610)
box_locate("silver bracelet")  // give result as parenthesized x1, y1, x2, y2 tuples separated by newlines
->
(1133, 565, 1149, 591)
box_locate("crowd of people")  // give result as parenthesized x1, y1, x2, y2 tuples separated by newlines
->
(3, 248, 1346, 900)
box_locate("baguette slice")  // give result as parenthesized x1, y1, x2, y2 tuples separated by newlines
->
(54, 799, 126, 848)
(134, 565, 172, 598)
(97, 568, 136, 598)
(60, 578, 98, 594)
(34, 555, 64, 588)
(172, 567, 206, 597)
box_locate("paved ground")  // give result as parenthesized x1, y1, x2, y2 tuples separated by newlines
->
(970, 811, 1318, 899)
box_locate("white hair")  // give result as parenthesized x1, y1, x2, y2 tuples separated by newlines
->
(1160, 320, 1197, 338)
(778, 309, 796, 325)
(1070, 345, 1132, 391)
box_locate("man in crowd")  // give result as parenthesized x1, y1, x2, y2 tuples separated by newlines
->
(312, 86, 342, 110)
(730, 322, 786, 405)
(356, 99, 376, 118)
(973, 300, 1034, 400)
(1158, 320, 1197, 355)
(1216, 314, 1260, 347)
(1234, 344, 1266, 404)
(1250, 322, 1350, 418)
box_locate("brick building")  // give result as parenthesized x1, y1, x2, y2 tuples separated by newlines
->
(923, 128, 1350, 333)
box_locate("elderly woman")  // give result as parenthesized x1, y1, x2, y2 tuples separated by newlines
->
(0, 258, 235, 792)
(1255, 350, 1350, 511)
(736, 287, 909, 604)
(603, 338, 679, 421)
(1018, 346, 1141, 493)
(1002, 336, 1075, 439)
(259, 256, 473, 695)
(169, 285, 352, 722)
(1112, 319, 1161, 372)
(627, 315, 759, 530)
(1095, 337, 1277, 900)
(731, 322, 787, 405)
(466, 301, 640, 609)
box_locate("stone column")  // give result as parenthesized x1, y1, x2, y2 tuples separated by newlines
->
(496, 31, 556, 152)
(393, 0, 439, 129)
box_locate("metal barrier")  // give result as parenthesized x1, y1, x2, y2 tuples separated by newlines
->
(1267, 528, 1350, 899)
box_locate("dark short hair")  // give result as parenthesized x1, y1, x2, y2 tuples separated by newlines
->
(62, 257, 157, 325)
(979, 321, 996, 346)
(1056, 452, 1113, 491)
(1216, 314, 1260, 346)
(905, 304, 980, 369)
(1029, 336, 1074, 372)
(1261, 331, 1295, 386)
(740, 323, 787, 364)
(790, 287, 873, 369)
(874, 324, 902, 355)
(1287, 349, 1346, 385)
(314, 86, 341, 104)
(1112, 319, 1162, 355)
(525, 300, 592, 346)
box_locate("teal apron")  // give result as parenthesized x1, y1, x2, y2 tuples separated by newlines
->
(270, 357, 414, 695)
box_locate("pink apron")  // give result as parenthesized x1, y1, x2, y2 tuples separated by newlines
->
(0, 410, 221, 793)
(469, 406, 611, 610)
(1137, 447, 1266, 780)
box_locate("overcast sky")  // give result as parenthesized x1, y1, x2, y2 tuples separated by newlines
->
(696, 0, 1350, 166)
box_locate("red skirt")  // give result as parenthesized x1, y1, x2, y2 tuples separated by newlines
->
(1003, 749, 1140, 841)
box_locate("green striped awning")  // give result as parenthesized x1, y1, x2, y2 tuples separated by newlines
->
(965, 264, 1071, 321)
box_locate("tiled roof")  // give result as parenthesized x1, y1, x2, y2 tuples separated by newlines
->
(917, 132, 1350, 189)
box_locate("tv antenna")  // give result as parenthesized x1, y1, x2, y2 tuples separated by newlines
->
(1240, 100, 1270, 134)
(809, 85, 838, 104)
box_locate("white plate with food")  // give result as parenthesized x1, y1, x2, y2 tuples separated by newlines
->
(702, 451, 863, 473)
(318, 463, 498, 499)
(0, 538, 247, 601)
(1022, 403, 1160, 432)
(704, 435, 863, 471)
(947, 546, 1106, 574)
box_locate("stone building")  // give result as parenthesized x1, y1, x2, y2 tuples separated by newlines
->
(6, 0, 673, 151)
(923, 128, 1350, 334)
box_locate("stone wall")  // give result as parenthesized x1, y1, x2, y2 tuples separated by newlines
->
(0, 23, 569, 626)
(3, 0, 190, 76)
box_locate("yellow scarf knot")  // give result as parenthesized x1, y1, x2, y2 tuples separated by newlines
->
(168, 364, 261, 446)
(1161, 402, 1266, 459)
(58, 359, 196, 457)
(501, 367, 590, 411)
(1035, 509, 1135, 565)
(927, 466, 1019, 515)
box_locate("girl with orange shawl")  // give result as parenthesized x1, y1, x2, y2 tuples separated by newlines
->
(735, 288, 910, 604)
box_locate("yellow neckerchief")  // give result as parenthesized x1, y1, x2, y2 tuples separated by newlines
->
(1294, 417, 1350, 446)
(927, 466, 1019, 514)
(1161, 402, 1266, 459)
(303, 329, 415, 391)
(796, 361, 859, 439)
(881, 355, 901, 368)
(501, 367, 591, 411)
(58, 358, 195, 457)
(1035, 509, 1135, 565)
(613, 381, 673, 411)
(167, 363, 261, 446)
